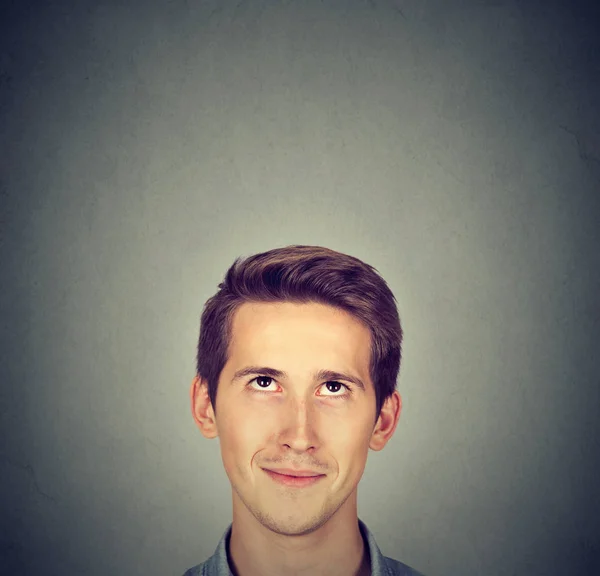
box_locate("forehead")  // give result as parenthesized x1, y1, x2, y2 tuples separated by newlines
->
(228, 301, 372, 366)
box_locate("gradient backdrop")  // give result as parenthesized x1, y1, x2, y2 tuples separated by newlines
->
(1, 1, 599, 575)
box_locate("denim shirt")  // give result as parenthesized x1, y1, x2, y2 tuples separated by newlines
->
(182, 518, 424, 576)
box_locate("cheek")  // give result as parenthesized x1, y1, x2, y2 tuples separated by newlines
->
(218, 410, 267, 471)
(325, 420, 372, 468)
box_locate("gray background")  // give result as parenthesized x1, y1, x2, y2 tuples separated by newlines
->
(1, 1, 599, 575)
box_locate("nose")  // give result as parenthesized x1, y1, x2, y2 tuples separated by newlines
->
(277, 397, 320, 453)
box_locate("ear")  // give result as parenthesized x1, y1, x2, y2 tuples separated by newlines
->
(369, 391, 402, 451)
(190, 375, 219, 439)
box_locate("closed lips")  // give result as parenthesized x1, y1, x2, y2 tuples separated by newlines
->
(265, 468, 324, 477)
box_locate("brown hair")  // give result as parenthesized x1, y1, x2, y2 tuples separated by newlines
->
(196, 245, 403, 424)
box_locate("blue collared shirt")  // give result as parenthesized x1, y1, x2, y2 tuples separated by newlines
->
(182, 518, 425, 576)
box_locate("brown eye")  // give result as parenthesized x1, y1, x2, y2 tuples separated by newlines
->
(325, 381, 343, 393)
(255, 376, 273, 388)
(321, 382, 352, 398)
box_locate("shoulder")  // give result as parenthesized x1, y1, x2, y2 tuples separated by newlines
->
(383, 554, 427, 576)
(180, 562, 205, 576)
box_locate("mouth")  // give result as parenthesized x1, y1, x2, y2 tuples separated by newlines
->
(262, 468, 326, 488)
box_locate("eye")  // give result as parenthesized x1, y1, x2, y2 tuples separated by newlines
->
(320, 381, 348, 396)
(253, 376, 276, 389)
(248, 377, 351, 399)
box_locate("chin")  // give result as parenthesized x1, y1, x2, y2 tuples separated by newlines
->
(253, 507, 334, 537)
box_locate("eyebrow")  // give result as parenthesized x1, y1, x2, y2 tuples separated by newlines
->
(231, 366, 366, 391)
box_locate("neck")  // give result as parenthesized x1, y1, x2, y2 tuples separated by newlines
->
(228, 494, 370, 576)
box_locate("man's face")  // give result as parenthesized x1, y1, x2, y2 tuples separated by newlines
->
(209, 301, 381, 536)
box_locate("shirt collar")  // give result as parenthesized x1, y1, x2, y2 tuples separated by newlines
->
(202, 517, 397, 576)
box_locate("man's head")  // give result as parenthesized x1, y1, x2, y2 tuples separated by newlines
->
(190, 245, 403, 536)
(195, 245, 402, 425)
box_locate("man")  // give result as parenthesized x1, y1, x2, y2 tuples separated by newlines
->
(184, 245, 424, 576)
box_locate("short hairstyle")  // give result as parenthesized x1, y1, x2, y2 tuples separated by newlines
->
(196, 245, 403, 424)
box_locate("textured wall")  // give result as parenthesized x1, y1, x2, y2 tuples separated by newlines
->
(1, 1, 599, 575)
